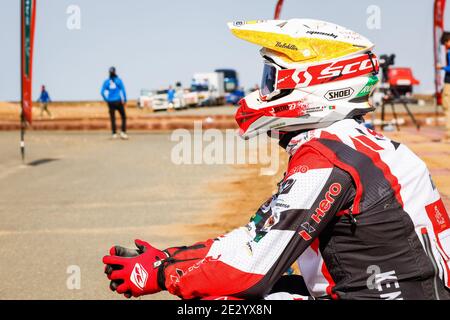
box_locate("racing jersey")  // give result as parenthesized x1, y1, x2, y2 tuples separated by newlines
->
(157, 119, 450, 300)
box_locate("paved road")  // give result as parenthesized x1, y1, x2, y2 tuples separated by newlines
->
(0, 131, 234, 299)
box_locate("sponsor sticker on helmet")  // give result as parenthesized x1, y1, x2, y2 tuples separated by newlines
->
(306, 30, 338, 39)
(233, 20, 266, 27)
(325, 88, 354, 101)
(275, 42, 298, 51)
(276, 53, 379, 90)
(356, 75, 379, 97)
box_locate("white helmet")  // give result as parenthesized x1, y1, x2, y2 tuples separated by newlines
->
(228, 19, 380, 139)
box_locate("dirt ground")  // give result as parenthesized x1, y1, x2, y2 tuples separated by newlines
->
(0, 101, 110, 121)
(0, 101, 236, 121)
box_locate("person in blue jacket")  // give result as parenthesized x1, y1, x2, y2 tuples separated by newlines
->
(38, 85, 52, 118)
(438, 32, 450, 143)
(101, 67, 128, 139)
(167, 85, 176, 110)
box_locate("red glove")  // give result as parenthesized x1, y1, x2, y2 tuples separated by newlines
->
(102, 239, 167, 298)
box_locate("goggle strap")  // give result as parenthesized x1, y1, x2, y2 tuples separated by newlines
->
(367, 52, 379, 76)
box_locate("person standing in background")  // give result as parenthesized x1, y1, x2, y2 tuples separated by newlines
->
(38, 85, 52, 119)
(101, 67, 128, 140)
(167, 85, 175, 111)
(438, 32, 450, 143)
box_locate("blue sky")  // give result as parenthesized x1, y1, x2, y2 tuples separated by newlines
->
(0, 0, 445, 101)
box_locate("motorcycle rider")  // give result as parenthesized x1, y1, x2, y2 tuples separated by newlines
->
(103, 19, 450, 300)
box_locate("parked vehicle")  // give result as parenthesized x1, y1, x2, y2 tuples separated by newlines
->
(137, 89, 154, 109)
(138, 69, 241, 109)
(215, 69, 239, 93)
(153, 89, 186, 110)
(215, 69, 244, 105)
(226, 88, 245, 105)
(138, 89, 185, 111)
(191, 72, 225, 106)
(183, 89, 200, 107)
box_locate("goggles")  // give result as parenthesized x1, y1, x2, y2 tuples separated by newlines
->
(260, 61, 282, 101)
(259, 52, 379, 101)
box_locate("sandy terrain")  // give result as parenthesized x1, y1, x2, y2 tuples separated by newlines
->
(0, 101, 236, 121)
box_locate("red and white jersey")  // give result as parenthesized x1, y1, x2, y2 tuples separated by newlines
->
(158, 119, 450, 300)
(290, 119, 450, 298)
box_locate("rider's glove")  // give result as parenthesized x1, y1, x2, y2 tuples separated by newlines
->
(102, 239, 166, 298)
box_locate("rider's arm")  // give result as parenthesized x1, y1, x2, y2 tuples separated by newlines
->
(157, 146, 355, 299)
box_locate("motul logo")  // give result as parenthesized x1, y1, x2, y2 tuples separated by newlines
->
(130, 263, 148, 290)
(311, 183, 342, 223)
(432, 204, 446, 226)
(425, 198, 450, 232)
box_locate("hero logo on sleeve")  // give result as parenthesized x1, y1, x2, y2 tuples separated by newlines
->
(324, 88, 354, 101)
(311, 182, 342, 223)
(298, 182, 342, 241)
(130, 263, 148, 290)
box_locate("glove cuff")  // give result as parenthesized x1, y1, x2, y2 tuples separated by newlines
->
(156, 249, 172, 291)
(157, 264, 167, 291)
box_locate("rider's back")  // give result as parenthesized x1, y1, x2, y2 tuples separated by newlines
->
(293, 119, 450, 299)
